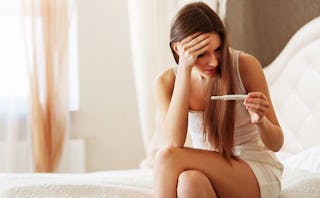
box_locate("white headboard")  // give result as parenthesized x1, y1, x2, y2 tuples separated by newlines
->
(264, 17, 320, 154)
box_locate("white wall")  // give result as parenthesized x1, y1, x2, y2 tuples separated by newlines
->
(71, 0, 145, 171)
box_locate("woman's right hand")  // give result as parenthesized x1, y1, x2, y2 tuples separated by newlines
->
(176, 33, 212, 68)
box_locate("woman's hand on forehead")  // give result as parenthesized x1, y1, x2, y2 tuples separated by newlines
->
(176, 33, 213, 68)
(180, 33, 213, 44)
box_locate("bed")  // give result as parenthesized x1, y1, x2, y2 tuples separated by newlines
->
(1, 17, 320, 198)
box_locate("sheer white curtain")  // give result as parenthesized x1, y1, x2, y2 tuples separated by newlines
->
(0, 0, 33, 172)
(127, 0, 226, 153)
(0, 0, 78, 172)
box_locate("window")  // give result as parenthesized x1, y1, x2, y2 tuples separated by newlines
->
(0, 0, 79, 114)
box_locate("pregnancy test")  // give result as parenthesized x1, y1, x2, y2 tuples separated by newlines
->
(211, 94, 248, 100)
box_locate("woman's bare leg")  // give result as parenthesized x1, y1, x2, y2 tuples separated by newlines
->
(177, 170, 217, 198)
(153, 146, 260, 198)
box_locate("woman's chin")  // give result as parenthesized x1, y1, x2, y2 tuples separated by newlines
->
(199, 73, 214, 80)
(203, 71, 217, 78)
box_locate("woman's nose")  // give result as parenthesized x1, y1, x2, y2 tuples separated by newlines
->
(208, 54, 218, 67)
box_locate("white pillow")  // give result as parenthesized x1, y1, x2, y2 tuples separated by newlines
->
(281, 146, 320, 173)
(280, 167, 320, 198)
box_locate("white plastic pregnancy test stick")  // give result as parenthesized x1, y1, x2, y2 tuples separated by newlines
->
(211, 94, 248, 100)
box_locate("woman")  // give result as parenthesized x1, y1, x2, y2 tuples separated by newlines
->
(152, 2, 284, 198)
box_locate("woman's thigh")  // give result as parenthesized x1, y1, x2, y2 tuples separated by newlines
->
(155, 146, 260, 198)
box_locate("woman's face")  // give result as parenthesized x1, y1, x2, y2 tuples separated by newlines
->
(194, 33, 222, 78)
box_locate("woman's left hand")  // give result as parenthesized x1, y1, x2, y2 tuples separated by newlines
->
(243, 92, 270, 124)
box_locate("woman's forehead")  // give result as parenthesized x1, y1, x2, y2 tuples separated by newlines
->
(207, 33, 222, 48)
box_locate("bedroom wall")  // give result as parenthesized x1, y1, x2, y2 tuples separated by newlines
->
(226, 0, 320, 67)
(70, 0, 145, 171)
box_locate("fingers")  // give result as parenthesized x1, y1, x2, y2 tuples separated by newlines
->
(246, 92, 267, 100)
(180, 32, 210, 46)
(189, 37, 212, 54)
(244, 100, 269, 113)
(181, 33, 211, 48)
(243, 92, 270, 123)
(244, 92, 269, 109)
(175, 32, 212, 67)
(178, 33, 211, 53)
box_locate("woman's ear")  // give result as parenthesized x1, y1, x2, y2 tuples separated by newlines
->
(171, 42, 179, 55)
(170, 42, 180, 64)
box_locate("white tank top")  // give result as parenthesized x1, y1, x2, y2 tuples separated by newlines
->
(174, 48, 260, 150)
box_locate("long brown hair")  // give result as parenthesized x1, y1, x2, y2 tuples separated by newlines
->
(170, 2, 236, 161)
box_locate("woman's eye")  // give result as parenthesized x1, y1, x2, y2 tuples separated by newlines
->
(198, 54, 205, 58)
(215, 48, 221, 52)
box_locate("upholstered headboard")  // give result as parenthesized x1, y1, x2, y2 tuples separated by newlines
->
(264, 17, 320, 154)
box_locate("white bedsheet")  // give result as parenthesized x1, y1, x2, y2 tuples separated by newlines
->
(280, 168, 320, 198)
(279, 147, 320, 197)
(1, 161, 320, 198)
(0, 169, 153, 198)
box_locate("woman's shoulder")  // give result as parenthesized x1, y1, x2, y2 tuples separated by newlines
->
(237, 51, 266, 92)
(153, 66, 176, 92)
(238, 51, 263, 76)
(154, 66, 175, 83)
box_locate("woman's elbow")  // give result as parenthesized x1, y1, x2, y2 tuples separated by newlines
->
(163, 140, 185, 149)
(271, 133, 284, 152)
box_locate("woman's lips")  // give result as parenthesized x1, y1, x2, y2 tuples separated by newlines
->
(205, 68, 217, 76)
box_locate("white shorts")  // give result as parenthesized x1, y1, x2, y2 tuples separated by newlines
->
(235, 141, 283, 198)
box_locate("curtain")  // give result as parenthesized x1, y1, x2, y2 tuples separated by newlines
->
(0, 0, 33, 172)
(0, 99, 33, 172)
(22, 0, 71, 172)
(127, 0, 226, 154)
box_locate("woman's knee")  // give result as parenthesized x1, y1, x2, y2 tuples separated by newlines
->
(177, 170, 217, 198)
(153, 146, 179, 171)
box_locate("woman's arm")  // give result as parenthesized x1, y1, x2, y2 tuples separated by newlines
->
(154, 33, 212, 148)
(154, 66, 191, 148)
(239, 53, 284, 151)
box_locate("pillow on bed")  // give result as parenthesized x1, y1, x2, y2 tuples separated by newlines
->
(280, 167, 320, 198)
(281, 146, 320, 173)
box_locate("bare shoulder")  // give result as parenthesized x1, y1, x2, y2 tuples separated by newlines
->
(238, 52, 263, 78)
(153, 67, 176, 119)
(238, 52, 267, 92)
(153, 67, 175, 94)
